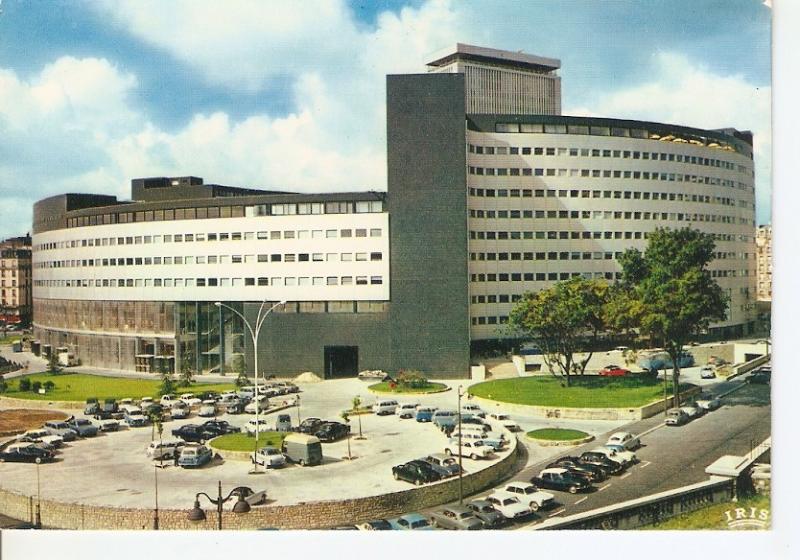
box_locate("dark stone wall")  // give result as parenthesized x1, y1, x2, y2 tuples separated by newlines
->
(386, 73, 470, 378)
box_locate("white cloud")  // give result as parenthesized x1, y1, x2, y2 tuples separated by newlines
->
(564, 52, 772, 223)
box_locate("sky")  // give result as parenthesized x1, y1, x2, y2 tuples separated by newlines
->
(0, 0, 773, 239)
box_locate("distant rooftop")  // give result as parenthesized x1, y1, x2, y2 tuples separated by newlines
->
(426, 43, 560, 73)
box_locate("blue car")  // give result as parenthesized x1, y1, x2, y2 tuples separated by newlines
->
(389, 513, 435, 531)
(415, 407, 438, 422)
(178, 444, 213, 468)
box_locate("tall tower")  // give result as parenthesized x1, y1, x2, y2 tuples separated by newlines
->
(426, 43, 562, 115)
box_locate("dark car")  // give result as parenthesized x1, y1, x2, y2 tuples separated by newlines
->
(548, 457, 609, 482)
(226, 402, 245, 414)
(465, 500, 506, 528)
(297, 417, 325, 434)
(357, 519, 393, 530)
(748, 371, 770, 384)
(579, 451, 623, 475)
(314, 422, 350, 442)
(392, 460, 443, 486)
(531, 468, 593, 494)
(0, 445, 55, 464)
(93, 399, 123, 420)
(201, 420, 241, 435)
(171, 424, 216, 443)
(198, 391, 221, 402)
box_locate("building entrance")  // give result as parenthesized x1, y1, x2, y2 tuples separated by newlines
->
(324, 346, 359, 378)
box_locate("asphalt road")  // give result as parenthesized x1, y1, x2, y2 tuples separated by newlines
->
(452, 377, 771, 528)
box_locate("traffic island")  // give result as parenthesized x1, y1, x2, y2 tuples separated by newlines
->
(526, 428, 594, 447)
(368, 382, 450, 395)
(209, 432, 287, 462)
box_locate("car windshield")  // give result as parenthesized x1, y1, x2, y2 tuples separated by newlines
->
(410, 520, 429, 528)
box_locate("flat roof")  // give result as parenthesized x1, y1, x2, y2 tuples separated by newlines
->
(427, 43, 560, 72)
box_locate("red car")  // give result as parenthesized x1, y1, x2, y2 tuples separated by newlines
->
(598, 365, 630, 377)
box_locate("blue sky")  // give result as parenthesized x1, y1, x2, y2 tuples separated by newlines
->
(0, 0, 772, 238)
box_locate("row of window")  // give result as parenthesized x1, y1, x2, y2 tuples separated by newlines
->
(35, 252, 384, 270)
(470, 209, 747, 225)
(35, 228, 384, 252)
(467, 269, 750, 283)
(467, 166, 750, 191)
(468, 144, 748, 173)
(488, 123, 748, 157)
(35, 275, 385, 288)
(468, 187, 748, 208)
(64, 200, 385, 229)
(469, 251, 750, 262)
(468, 229, 753, 242)
(472, 316, 510, 326)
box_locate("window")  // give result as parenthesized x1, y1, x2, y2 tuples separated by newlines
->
(370, 252, 382, 261)
(356, 276, 368, 285)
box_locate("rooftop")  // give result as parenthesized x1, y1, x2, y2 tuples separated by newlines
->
(426, 43, 560, 73)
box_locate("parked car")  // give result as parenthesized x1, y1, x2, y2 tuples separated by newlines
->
(66, 417, 99, 437)
(297, 417, 325, 434)
(226, 401, 246, 415)
(146, 439, 185, 461)
(357, 370, 389, 382)
(432, 410, 459, 430)
(484, 492, 533, 520)
(392, 460, 443, 485)
(244, 418, 272, 436)
(160, 394, 179, 407)
(547, 457, 608, 482)
(605, 431, 640, 450)
(197, 391, 220, 403)
(95, 418, 120, 432)
(0, 443, 55, 463)
(700, 366, 717, 379)
(10, 437, 56, 453)
(578, 451, 623, 474)
(43, 420, 78, 442)
(501, 482, 555, 511)
(695, 394, 722, 411)
(171, 424, 215, 443)
(389, 513, 434, 531)
(487, 412, 520, 432)
(460, 417, 492, 432)
(178, 443, 213, 468)
(444, 438, 492, 460)
(84, 399, 100, 416)
(201, 420, 240, 435)
(420, 453, 462, 477)
(124, 408, 148, 427)
(275, 414, 293, 432)
(373, 399, 399, 416)
(179, 393, 202, 407)
(356, 519, 393, 530)
(665, 407, 689, 426)
(461, 403, 485, 418)
(18, 429, 63, 448)
(465, 499, 506, 528)
(598, 365, 630, 377)
(232, 486, 267, 506)
(679, 403, 703, 419)
(244, 397, 269, 415)
(748, 371, 770, 384)
(251, 446, 287, 468)
(281, 433, 323, 466)
(429, 506, 483, 530)
(591, 446, 635, 468)
(198, 400, 217, 418)
(170, 402, 190, 419)
(531, 468, 592, 494)
(396, 403, 419, 419)
(139, 397, 156, 411)
(415, 407, 437, 422)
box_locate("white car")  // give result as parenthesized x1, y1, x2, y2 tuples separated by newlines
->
(444, 439, 492, 460)
(251, 446, 287, 468)
(396, 403, 419, 419)
(18, 429, 64, 448)
(180, 394, 202, 407)
(593, 446, 636, 467)
(146, 439, 185, 460)
(198, 400, 217, 417)
(679, 404, 703, 419)
(605, 431, 640, 451)
(461, 403, 485, 418)
(244, 418, 271, 435)
(487, 412, 520, 432)
(695, 394, 722, 411)
(160, 394, 178, 406)
(501, 482, 555, 511)
(170, 402, 190, 419)
(94, 418, 120, 432)
(484, 492, 533, 519)
(244, 397, 269, 414)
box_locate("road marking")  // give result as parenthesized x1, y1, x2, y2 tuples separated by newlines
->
(574, 497, 588, 505)
(548, 508, 565, 517)
(635, 423, 665, 439)
(639, 460, 652, 468)
(620, 472, 632, 479)
(598, 483, 611, 492)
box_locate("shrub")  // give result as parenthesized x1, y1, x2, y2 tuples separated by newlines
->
(396, 370, 430, 389)
(43, 380, 55, 392)
(235, 373, 250, 388)
(30, 381, 42, 393)
(0, 377, 7, 394)
(18, 378, 31, 392)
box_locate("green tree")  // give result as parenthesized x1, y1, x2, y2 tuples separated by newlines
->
(30, 380, 42, 393)
(0, 375, 8, 394)
(510, 277, 611, 387)
(43, 380, 55, 392)
(618, 227, 728, 407)
(18, 377, 31, 391)
(340, 411, 352, 460)
(179, 349, 195, 387)
(235, 372, 250, 388)
(158, 360, 175, 397)
(352, 395, 364, 439)
(48, 353, 62, 374)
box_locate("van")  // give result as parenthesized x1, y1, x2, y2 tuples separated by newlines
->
(396, 403, 419, 419)
(275, 414, 293, 432)
(432, 410, 458, 430)
(373, 399, 399, 416)
(281, 433, 323, 466)
(146, 439, 185, 461)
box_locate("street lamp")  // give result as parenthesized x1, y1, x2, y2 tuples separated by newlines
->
(34, 457, 42, 529)
(215, 299, 286, 474)
(457, 385, 464, 505)
(296, 394, 301, 426)
(187, 481, 251, 530)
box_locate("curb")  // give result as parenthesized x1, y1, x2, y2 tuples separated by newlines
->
(367, 385, 452, 396)
(525, 433, 595, 447)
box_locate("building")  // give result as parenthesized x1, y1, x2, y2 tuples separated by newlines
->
(755, 225, 772, 301)
(31, 44, 758, 378)
(1, 234, 32, 327)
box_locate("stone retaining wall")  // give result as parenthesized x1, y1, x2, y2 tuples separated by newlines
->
(472, 386, 702, 422)
(0, 436, 519, 530)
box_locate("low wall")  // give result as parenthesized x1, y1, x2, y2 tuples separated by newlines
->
(0, 436, 519, 530)
(727, 354, 770, 381)
(471, 386, 701, 422)
(0, 396, 84, 411)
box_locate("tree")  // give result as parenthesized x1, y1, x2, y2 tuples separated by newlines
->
(352, 395, 364, 439)
(158, 364, 175, 397)
(235, 373, 250, 388)
(340, 411, 352, 460)
(510, 277, 611, 387)
(18, 377, 31, 391)
(43, 380, 55, 392)
(48, 353, 62, 374)
(31, 381, 42, 393)
(0, 375, 7, 394)
(179, 349, 195, 387)
(618, 227, 728, 407)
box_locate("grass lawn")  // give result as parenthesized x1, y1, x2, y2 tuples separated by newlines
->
(647, 493, 770, 530)
(526, 428, 590, 441)
(369, 381, 449, 394)
(2, 372, 236, 402)
(469, 375, 687, 408)
(210, 431, 286, 452)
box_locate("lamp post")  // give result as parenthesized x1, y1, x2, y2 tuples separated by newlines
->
(215, 299, 286, 474)
(34, 457, 42, 529)
(457, 385, 464, 505)
(296, 394, 301, 426)
(187, 481, 251, 530)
